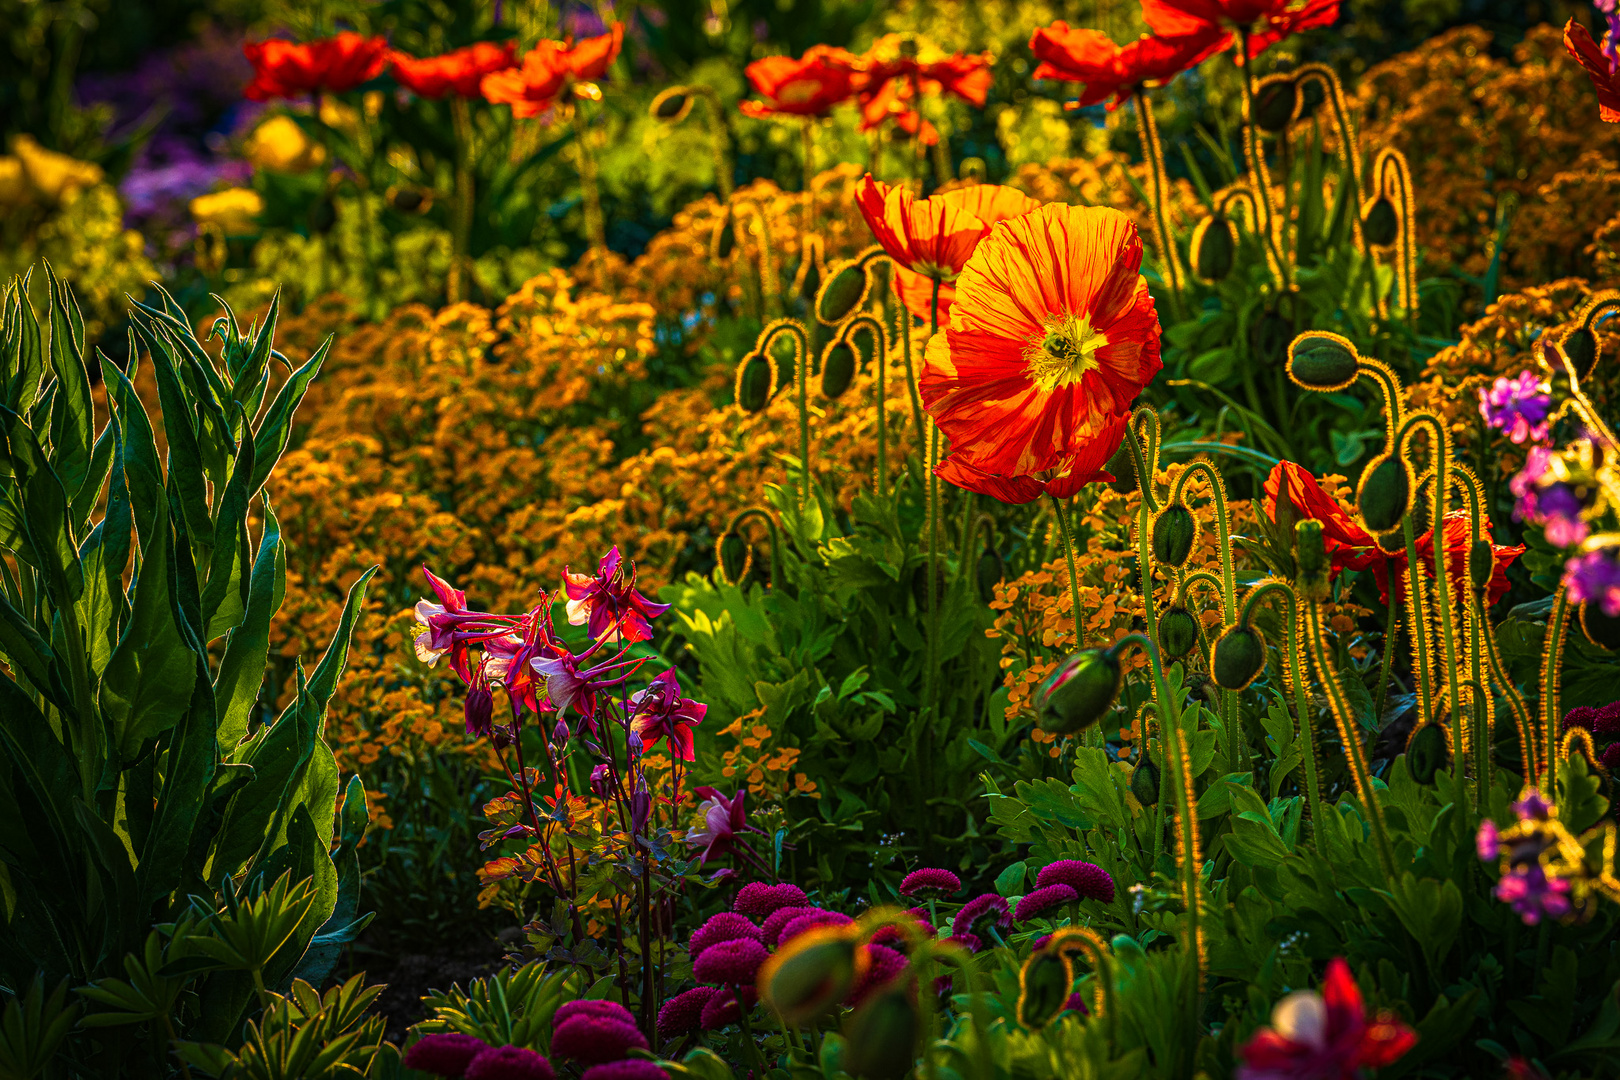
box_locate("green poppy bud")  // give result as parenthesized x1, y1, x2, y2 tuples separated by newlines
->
(1252, 75, 1300, 133)
(1470, 539, 1493, 591)
(1105, 438, 1138, 494)
(1191, 214, 1238, 283)
(717, 532, 751, 585)
(1294, 519, 1329, 600)
(1406, 722, 1448, 784)
(389, 185, 429, 214)
(1362, 197, 1399, 246)
(734, 353, 775, 413)
(760, 925, 864, 1025)
(649, 86, 693, 122)
(976, 548, 1005, 604)
(1130, 757, 1160, 806)
(1356, 454, 1411, 535)
(1287, 331, 1360, 392)
(1151, 503, 1198, 568)
(1016, 948, 1073, 1030)
(1157, 605, 1200, 660)
(1037, 648, 1123, 735)
(712, 212, 737, 260)
(1579, 602, 1620, 651)
(1210, 625, 1267, 691)
(817, 262, 869, 325)
(820, 343, 856, 399)
(842, 983, 921, 1080)
(1561, 326, 1599, 380)
(768, 332, 801, 380)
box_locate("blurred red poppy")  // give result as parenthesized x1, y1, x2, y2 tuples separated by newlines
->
(1030, 22, 1226, 108)
(243, 32, 390, 100)
(1140, 0, 1340, 61)
(480, 25, 622, 116)
(739, 45, 860, 117)
(1237, 958, 1416, 1080)
(391, 41, 517, 99)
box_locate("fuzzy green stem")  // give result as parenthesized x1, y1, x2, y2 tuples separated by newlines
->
(1540, 587, 1572, 791)
(1401, 513, 1437, 729)
(1048, 494, 1085, 652)
(1401, 418, 1465, 773)
(1243, 581, 1325, 833)
(1133, 92, 1186, 319)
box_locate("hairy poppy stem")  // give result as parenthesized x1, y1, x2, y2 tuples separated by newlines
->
(1540, 586, 1572, 791)
(1047, 493, 1084, 655)
(1132, 92, 1186, 321)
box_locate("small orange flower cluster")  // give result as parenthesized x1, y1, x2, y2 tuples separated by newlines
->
(714, 710, 821, 803)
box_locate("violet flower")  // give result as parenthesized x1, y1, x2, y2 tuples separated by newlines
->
(563, 546, 671, 644)
(1495, 863, 1574, 924)
(1478, 371, 1553, 445)
(1566, 548, 1620, 616)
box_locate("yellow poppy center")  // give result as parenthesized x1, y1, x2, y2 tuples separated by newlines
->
(1026, 313, 1107, 393)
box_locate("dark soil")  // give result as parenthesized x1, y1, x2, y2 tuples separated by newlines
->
(350, 926, 524, 1044)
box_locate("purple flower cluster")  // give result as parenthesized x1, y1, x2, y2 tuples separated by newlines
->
(404, 1033, 557, 1079)
(1478, 371, 1554, 445)
(1511, 447, 1589, 547)
(1598, 0, 1620, 72)
(1566, 549, 1620, 616)
(1477, 789, 1578, 926)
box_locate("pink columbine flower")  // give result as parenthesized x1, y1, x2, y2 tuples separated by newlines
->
(564, 546, 672, 644)
(684, 786, 771, 868)
(628, 668, 707, 761)
(1236, 958, 1417, 1080)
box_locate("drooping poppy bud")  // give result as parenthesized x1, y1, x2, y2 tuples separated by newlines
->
(734, 352, 776, 413)
(1470, 539, 1493, 591)
(820, 342, 857, 399)
(1579, 602, 1620, 650)
(1560, 326, 1599, 381)
(1287, 331, 1360, 392)
(1252, 308, 1294, 368)
(1104, 438, 1138, 495)
(798, 246, 824, 303)
(1294, 519, 1329, 600)
(1362, 197, 1399, 246)
(816, 260, 870, 325)
(1151, 503, 1198, 568)
(1210, 625, 1267, 691)
(758, 923, 865, 1025)
(1251, 74, 1300, 133)
(717, 532, 751, 584)
(649, 86, 693, 122)
(1406, 722, 1448, 784)
(1015, 948, 1073, 1030)
(841, 982, 921, 1080)
(1190, 214, 1237, 283)
(1037, 647, 1123, 735)
(1356, 454, 1411, 535)
(1157, 605, 1199, 660)
(1130, 757, 1159, 806)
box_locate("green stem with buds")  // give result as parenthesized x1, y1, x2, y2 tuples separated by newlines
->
(1242, 581, 1325, 833)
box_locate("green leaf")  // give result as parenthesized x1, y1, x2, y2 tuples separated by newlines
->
(0, 405, 84, 605)
(249, 339, 330, 498)
(41, 265, 94, 500)
(214, 496, 284, 751)
(197, 416, 254, 641)
(136, 662, 218, 911)
(132, 320, 212, 551)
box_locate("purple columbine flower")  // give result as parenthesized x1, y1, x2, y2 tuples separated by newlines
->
(1478, 371, 1554, 445)
(1540, 486, 1591, 547)
(1566, 549, 1620, 617)
(1495, 863, 1574, 924)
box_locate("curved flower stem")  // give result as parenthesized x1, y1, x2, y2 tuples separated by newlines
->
(891, 270, 927, 446)
(1373, 588, 1398, 737)
(1242, 580, 1325, 833)
(1132, 91, 1186, 320)
(1293, 64, 1366, 254)
(924, 280, 944, 790)
(1048, 494, 1085, 653)
(1047, 926, 1117, 1048)
(449, 96, 476, 304)
(1234, 32, 1290, 288)
(687, 84, 735, 199)
(723, 507, 783, 588)
(1167, 462, 1242, 769)
(760, 320, 813, 507)
(1453, 465, 1494, 808)
(1122, 409, 1163, 645)
(1302, 597, 1397, 876)
(802, 118, 817, 241)
(837, 314, 891, 494)
(1540, 586, 1572, 791)
(1401, 514, 1437, 730)
(1399, 415, 1465, 766)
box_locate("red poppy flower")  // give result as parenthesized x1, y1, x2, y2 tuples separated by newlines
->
(1371, 510, 1525, 609)
(391, 41, 517, 99)
(1236, 958, 1416, 1080)
(1030, 22, 1227, 109)
(243, 33, 391, 101)
(480, 25, 621, 117)
(1140, 0, 1340, 61)
(739, 45, 860, 118)
(854, 78, 941, 144)
(559, 22, 624, 81)
(851, 35, 992, 139)
(919, 203, 1163, 504)
(1566, 20, 1620, 124)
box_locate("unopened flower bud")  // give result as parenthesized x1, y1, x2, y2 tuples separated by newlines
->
(1251, 74, 1300, 133)
(553, 719, 570, 746)
(464, 684, 494, 737)
(1362, 196, 1399, 246)
(650, 86, 693, 122)
(1157, 605, 1199, 660)
(1130, 757, 1160, 806)
(758, 924, 865, 1025)
(1104, 438, 1138, 494)
(1190, 214, 1237, 283)
(717, 532, 751, 584)
(1560, 326, 1599, 380)
(841, 982, 921, 1080)
(590, 763, 612, 800)
(631, 779, 652, 834)
(1356, 454, 1412, 535)
(1294, 519, 1329, 600)
(798, 250, 823, 303)
(1287, 331, 1360, 392)
(1037, 647, 1123, 735)
(1151, 503, 1198, 568)
(711, 210, 736, 260)
(820, 342, 857, 399)
(1470, 539, 1493, 591)
(816, 261, 870, 325)
(1210, 625, 1267, 691)
(626, 729, 644, 756)
(734, 352, 776, 413)
(1016, 947, 1074, 1030)
(1406, 722, 1448, 784)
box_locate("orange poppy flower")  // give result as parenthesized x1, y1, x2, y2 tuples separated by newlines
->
(937, 410, 1132, 504)
(243, 33, 390, 101)
(1030, 23, 1226, 109)
(739, 46, 860, 118)
(560, 22, 624, 81)
(480, 25, 622, 117)
(857, 180, 1042, 323)
(919, 203, 1163, 498)
(852, 34, 992, 139)
(1566, 20, 1620, 124)
(1140, 0, 1339, 61)
(391, 41, 517, 99)
(854, 78, 940, 144)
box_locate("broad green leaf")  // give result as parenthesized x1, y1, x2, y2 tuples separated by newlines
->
(136, 663, 218, 911)
(41, 265, 93, 500)
(214, 497, 283, 750)
(249, 338, 330, 497)
(0, 406, 84, 605)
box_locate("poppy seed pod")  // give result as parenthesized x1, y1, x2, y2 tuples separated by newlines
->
(816, 261, 869, 325)
(734, 353, 776, 413)
(711, 211, 736, 260)
(1294, 519, 1329, 600)
(1190, 214, 1237, 283)
(1470, 539, 1493, 591)
(649, 86, 693, 122)
(1356, 454, 1411, 535)
(1579, 602, 1620, 651)
(759, 924, 866, 1025)
(820, 342, 857, 399)
(1362, 197, 1400, 246)
(1210, 625, 1267, 691)
(842, 983, 921, 1080)
(1037, 647, 1123, 735)
(1287, 331, 1360, 392)
(1130, 757, 1160, 806)
(1104, 439, 1138, 494)
(1561, 326, 1599, 380)
(1251, 75, 1301, 133)
(1016, 948, 1074, 1030)
(1406, 723, 1448, 784)
(1151, 503, 1198, 568)
(1157, 605, 1200, 660)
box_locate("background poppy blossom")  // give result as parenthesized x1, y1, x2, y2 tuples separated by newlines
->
(1031, 22, 1227, 108)
(854, 175, 1041, 304)
(480, 26, 622, 116)
(1141, 0, 1340, 61)
(243, 32, 391, 100)
(739, 46, 860, 117)
(920, 202, 1163, 498)
(1237, 958, 1416, 1080)
(391, 41, 517, 99)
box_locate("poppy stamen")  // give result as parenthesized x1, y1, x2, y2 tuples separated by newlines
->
(1028, 314, 1109, 393)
